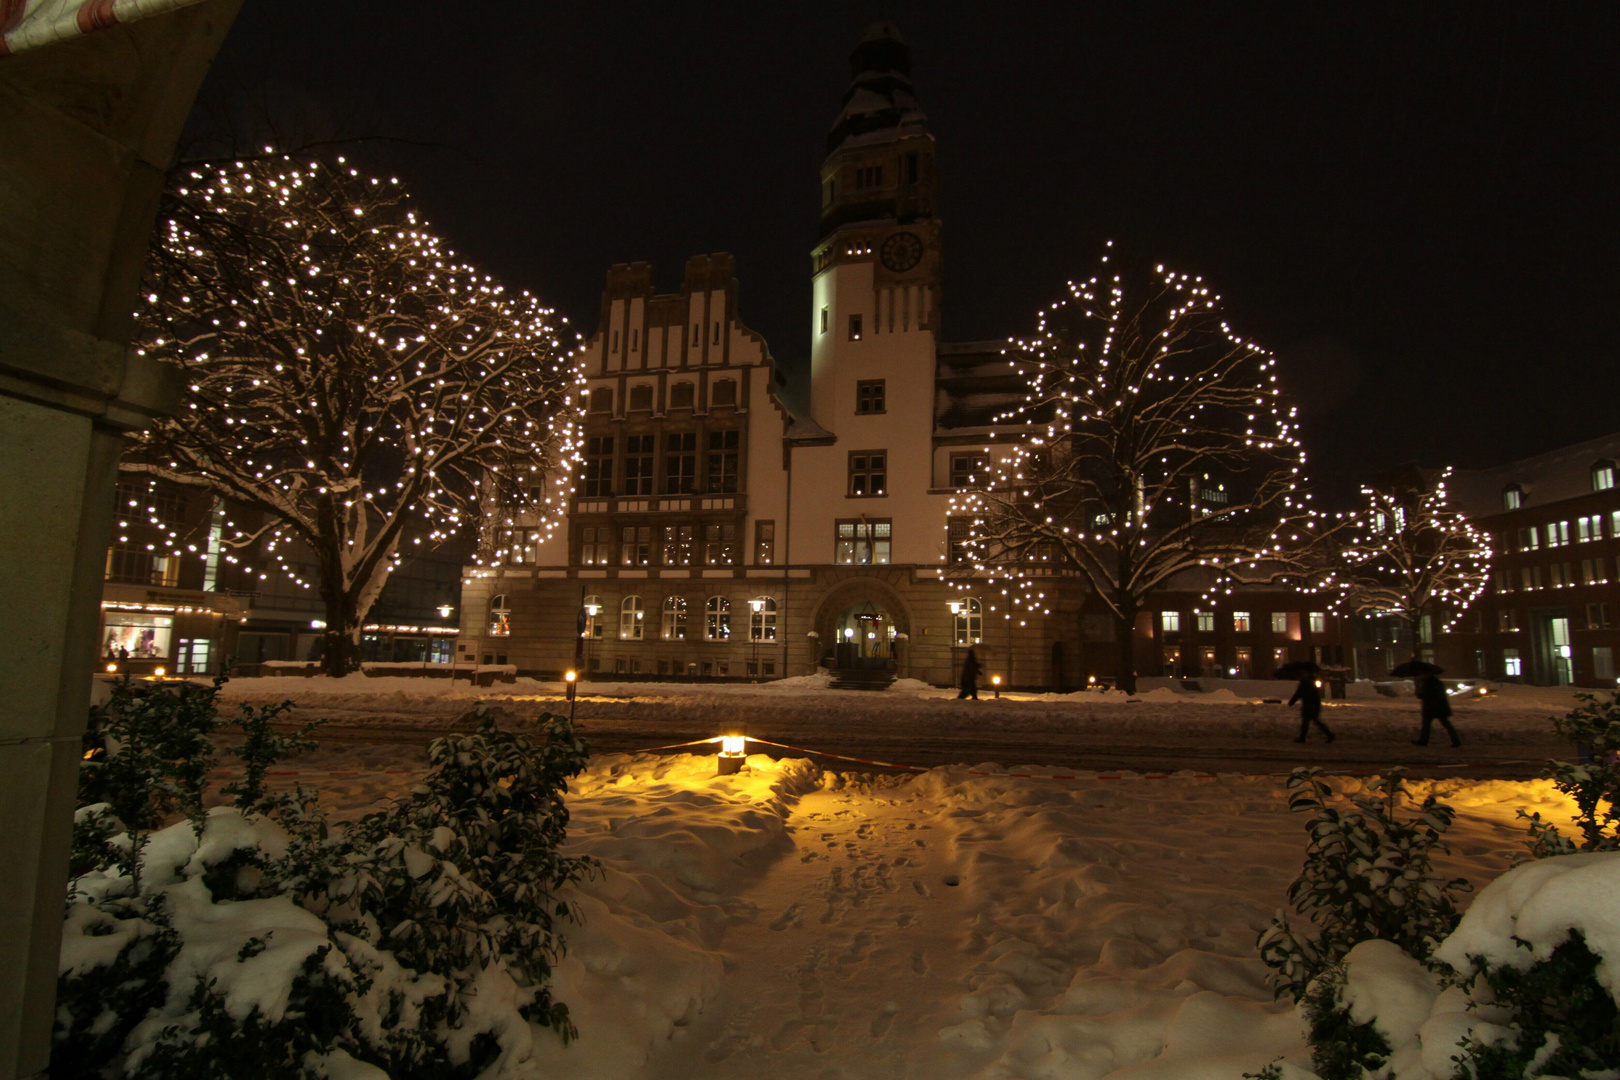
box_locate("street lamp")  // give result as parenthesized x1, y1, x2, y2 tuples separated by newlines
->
(748, 597, 765, 680)
(717, 723, 747, 775)
(991, 674, 1002, 699)
(579, 600, 601, 678)
(564, 669, 578, 721)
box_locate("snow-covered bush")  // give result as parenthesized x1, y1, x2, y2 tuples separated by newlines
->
(1258, 769, 1471, 1080)
(1297, 853, 1620, 1080)
(1260, 769, 1472, 1001)
(56, 690, 593, 1079)
(1519, 691, 1620, 858)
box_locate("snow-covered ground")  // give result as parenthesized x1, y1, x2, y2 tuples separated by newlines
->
(217, 740, 1577, 1080)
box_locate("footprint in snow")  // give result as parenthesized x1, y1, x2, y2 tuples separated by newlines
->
(836, 929, 873, 968)
(913, 879, 930, 897)
(869, 1001, 899, 1038)
(770, 901, 805, 931)
(911, 948, 928, 974)
(896, 911, 916, 928)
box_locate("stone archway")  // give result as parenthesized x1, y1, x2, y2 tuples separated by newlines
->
(810, 574, 913, 674)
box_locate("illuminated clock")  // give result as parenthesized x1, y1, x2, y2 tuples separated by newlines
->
(879, 231, 924, 273)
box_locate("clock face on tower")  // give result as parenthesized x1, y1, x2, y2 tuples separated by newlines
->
(879, 231, 924, 273)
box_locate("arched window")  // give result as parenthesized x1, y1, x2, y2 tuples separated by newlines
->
(662, 596, 688, 640)
(488, 594, 511, 637)
(582, 595, 603, 639)
(620, 595, 645, 640)
(706, 596, 731, 640)
(749, 597, 777, 641)
(953, 597, 982, 645)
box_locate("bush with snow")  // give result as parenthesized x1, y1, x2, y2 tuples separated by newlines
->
(57, 679, 593, 1079)
(1519, 691, 1620, 858)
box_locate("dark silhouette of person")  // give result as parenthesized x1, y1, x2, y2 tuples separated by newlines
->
(958, 647, 981, 700)
(1289, 676, 1333, 743)
(1414, 674, 1460, 747)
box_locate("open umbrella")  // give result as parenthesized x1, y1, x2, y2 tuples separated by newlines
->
(1274, 660, 1321, 680)
(1389, 660, 1444, 678)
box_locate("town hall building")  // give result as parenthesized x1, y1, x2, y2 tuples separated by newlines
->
(454, 24, 1345, 687)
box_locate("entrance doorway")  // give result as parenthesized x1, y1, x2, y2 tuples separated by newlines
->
(834, 601, 895, 669)
(1548, 615, 1573, 685)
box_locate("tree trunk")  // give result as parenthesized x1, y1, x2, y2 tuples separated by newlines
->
(319, 588, 363, 677)
(1114, 604, 1139, 695)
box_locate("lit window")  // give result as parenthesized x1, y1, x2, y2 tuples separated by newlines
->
(1547, 521, 1571, 547)
(620, 595, 645, 640)
(1593, 462, 1616, 491)
(1520, 525, 1540, 551)
(1502, 485, 1523, 510)
(620, 526, 651, 566)
(706, 596, 731, 640)
(1309, 612, 1327, 634)
(1584, 557, 1608, 585)
(1578, 514, 1603, 542)
(579, 526, 610, 566)
(662, 596, 688, 639)
(1498, 610, 1518, 632)
(954, 597, 983, 645)
(1161, 611, 1181, 633)
(661, 524, 694, 565)
(1196, 612, 1215, 633)
(488, 594, 511, 637)
(849, 451, 887, 496)
(1503, 648, 1522, 677)
(1233, 612, 1252, 633)
(750, 597, 777, 642)
(835, 520, 891, 564)
(1521, 566, 1541, 590)
(1270, 612, 1289, 633)
(704, 523, 736, 565)
(820, 306, 829, 334)
(582, 596, 603, 639)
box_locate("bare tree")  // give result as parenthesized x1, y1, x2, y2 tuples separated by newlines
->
(127, 156, 578, 675)
(948, 248, 1311, 693)
(1317, 466, 1492, 658)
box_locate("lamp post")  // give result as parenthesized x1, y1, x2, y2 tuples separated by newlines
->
(992, 674, 1002, 699)
(717, 723, 747, 775)
(947, 599, 962, 683)
(565, 669, 578, 722)
(579, 600, 601, 678)
(748, 597, 764, 681)
(806, 630, 819, 676)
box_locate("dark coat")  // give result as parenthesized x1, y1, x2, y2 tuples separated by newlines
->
(960, 649, 981, 688)
(1289, 677, 1322, 719)
(1418, 675, 1452, 719)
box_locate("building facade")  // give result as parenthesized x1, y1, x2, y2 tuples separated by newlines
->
(455, 24, 1348, 688)
(1440, 433, 1620, 688)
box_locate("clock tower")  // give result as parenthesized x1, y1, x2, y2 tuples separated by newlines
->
(800, 21, 946, 567)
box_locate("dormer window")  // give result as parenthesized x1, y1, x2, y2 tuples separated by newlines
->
(1593, 461, 1616, 492)
(1502, 484, 1523, 510)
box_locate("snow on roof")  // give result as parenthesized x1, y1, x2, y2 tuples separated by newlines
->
(1447, 429, 1620, 517)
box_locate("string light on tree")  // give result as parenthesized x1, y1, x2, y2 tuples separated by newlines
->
(126, 154, 580, 676)
(944, 244, 1313, 694)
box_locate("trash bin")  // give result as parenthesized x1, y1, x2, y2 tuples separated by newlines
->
(1329, 677, 1347, 700)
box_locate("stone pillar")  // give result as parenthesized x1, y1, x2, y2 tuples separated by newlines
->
(0, 5, 240, 1078)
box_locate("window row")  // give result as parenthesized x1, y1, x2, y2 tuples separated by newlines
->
(606, 320, 727, 357)
(1514, 512, 1620, 551)
(1497, 557, 1614, 592)
(1492, 603, 1610, 634)
(1159, 611, 1329, 635)
(580, 595, 777, 642)
(579, 520, 772, 566)
(587, 378, 739, 416)
(581, 430, 741, 497)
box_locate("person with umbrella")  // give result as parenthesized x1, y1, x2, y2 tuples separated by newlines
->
(1392, 660, 1460, 748)
(958, 646, 981, 700)
(1279, 660, 1333, 744)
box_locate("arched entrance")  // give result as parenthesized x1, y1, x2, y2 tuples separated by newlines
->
(811, 576, 912, 674)
(833, 600, 897, 669)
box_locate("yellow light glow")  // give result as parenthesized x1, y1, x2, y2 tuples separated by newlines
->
(105, 663, 117, 672)
(992, 675, 1002, 686)
(720, 735, 747, 756)
(153, 667, 166, 677)
(565, 670, 577, 683)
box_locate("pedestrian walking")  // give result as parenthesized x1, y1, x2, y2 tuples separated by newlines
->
(1413, 673, 1460, 747)
(1289, 676, 1334, 743)
(958, 647, 981, 700)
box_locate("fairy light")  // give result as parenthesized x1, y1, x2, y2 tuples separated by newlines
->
(943, 245, 1313, 675)
(1311, 466, 1493, 638)
(124, 155, 581, 659)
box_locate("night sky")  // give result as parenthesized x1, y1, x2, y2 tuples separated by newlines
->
(189, 2, 1620, 505)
